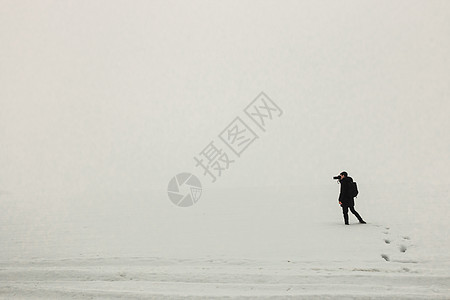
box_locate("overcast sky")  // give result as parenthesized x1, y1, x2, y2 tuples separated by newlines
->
(1, 0, 449, 198)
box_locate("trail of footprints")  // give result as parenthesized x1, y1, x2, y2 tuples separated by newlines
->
(381, 227, 412, 262)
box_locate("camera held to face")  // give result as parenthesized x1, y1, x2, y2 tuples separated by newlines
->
(333, 172, 347, 180)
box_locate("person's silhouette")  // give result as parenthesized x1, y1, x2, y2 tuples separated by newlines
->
(338, 172, 366, 225)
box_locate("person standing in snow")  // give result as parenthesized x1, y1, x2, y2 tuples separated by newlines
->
(338, 171, 366, 225)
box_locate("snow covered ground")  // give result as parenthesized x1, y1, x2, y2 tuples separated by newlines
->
(1, 1, 450, 299)
(1, 184, 449, 299)
(1, 255, 449, 299)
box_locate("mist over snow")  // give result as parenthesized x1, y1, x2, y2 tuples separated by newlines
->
(1, 0, 449, 298)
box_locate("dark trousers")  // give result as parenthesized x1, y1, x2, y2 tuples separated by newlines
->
(342, 206, 363, 224)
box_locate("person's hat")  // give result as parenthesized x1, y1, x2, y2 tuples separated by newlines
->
(340, 171, 348, 177)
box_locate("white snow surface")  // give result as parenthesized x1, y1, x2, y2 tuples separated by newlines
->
(1, 185, 449, 299)
(1, 1, 450, 299)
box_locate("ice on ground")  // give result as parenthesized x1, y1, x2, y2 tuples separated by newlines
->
(1, 185, 449, 299)
(1, 256, 449, 299)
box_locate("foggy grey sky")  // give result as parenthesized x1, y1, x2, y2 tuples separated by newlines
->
(1, 0, 450, 198)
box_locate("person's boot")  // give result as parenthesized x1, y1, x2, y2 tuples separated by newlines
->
(359, 220, 366, 224)
(345, 221, 349, 225)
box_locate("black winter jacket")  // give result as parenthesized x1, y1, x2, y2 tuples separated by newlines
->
(339, 176, 355, 207)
